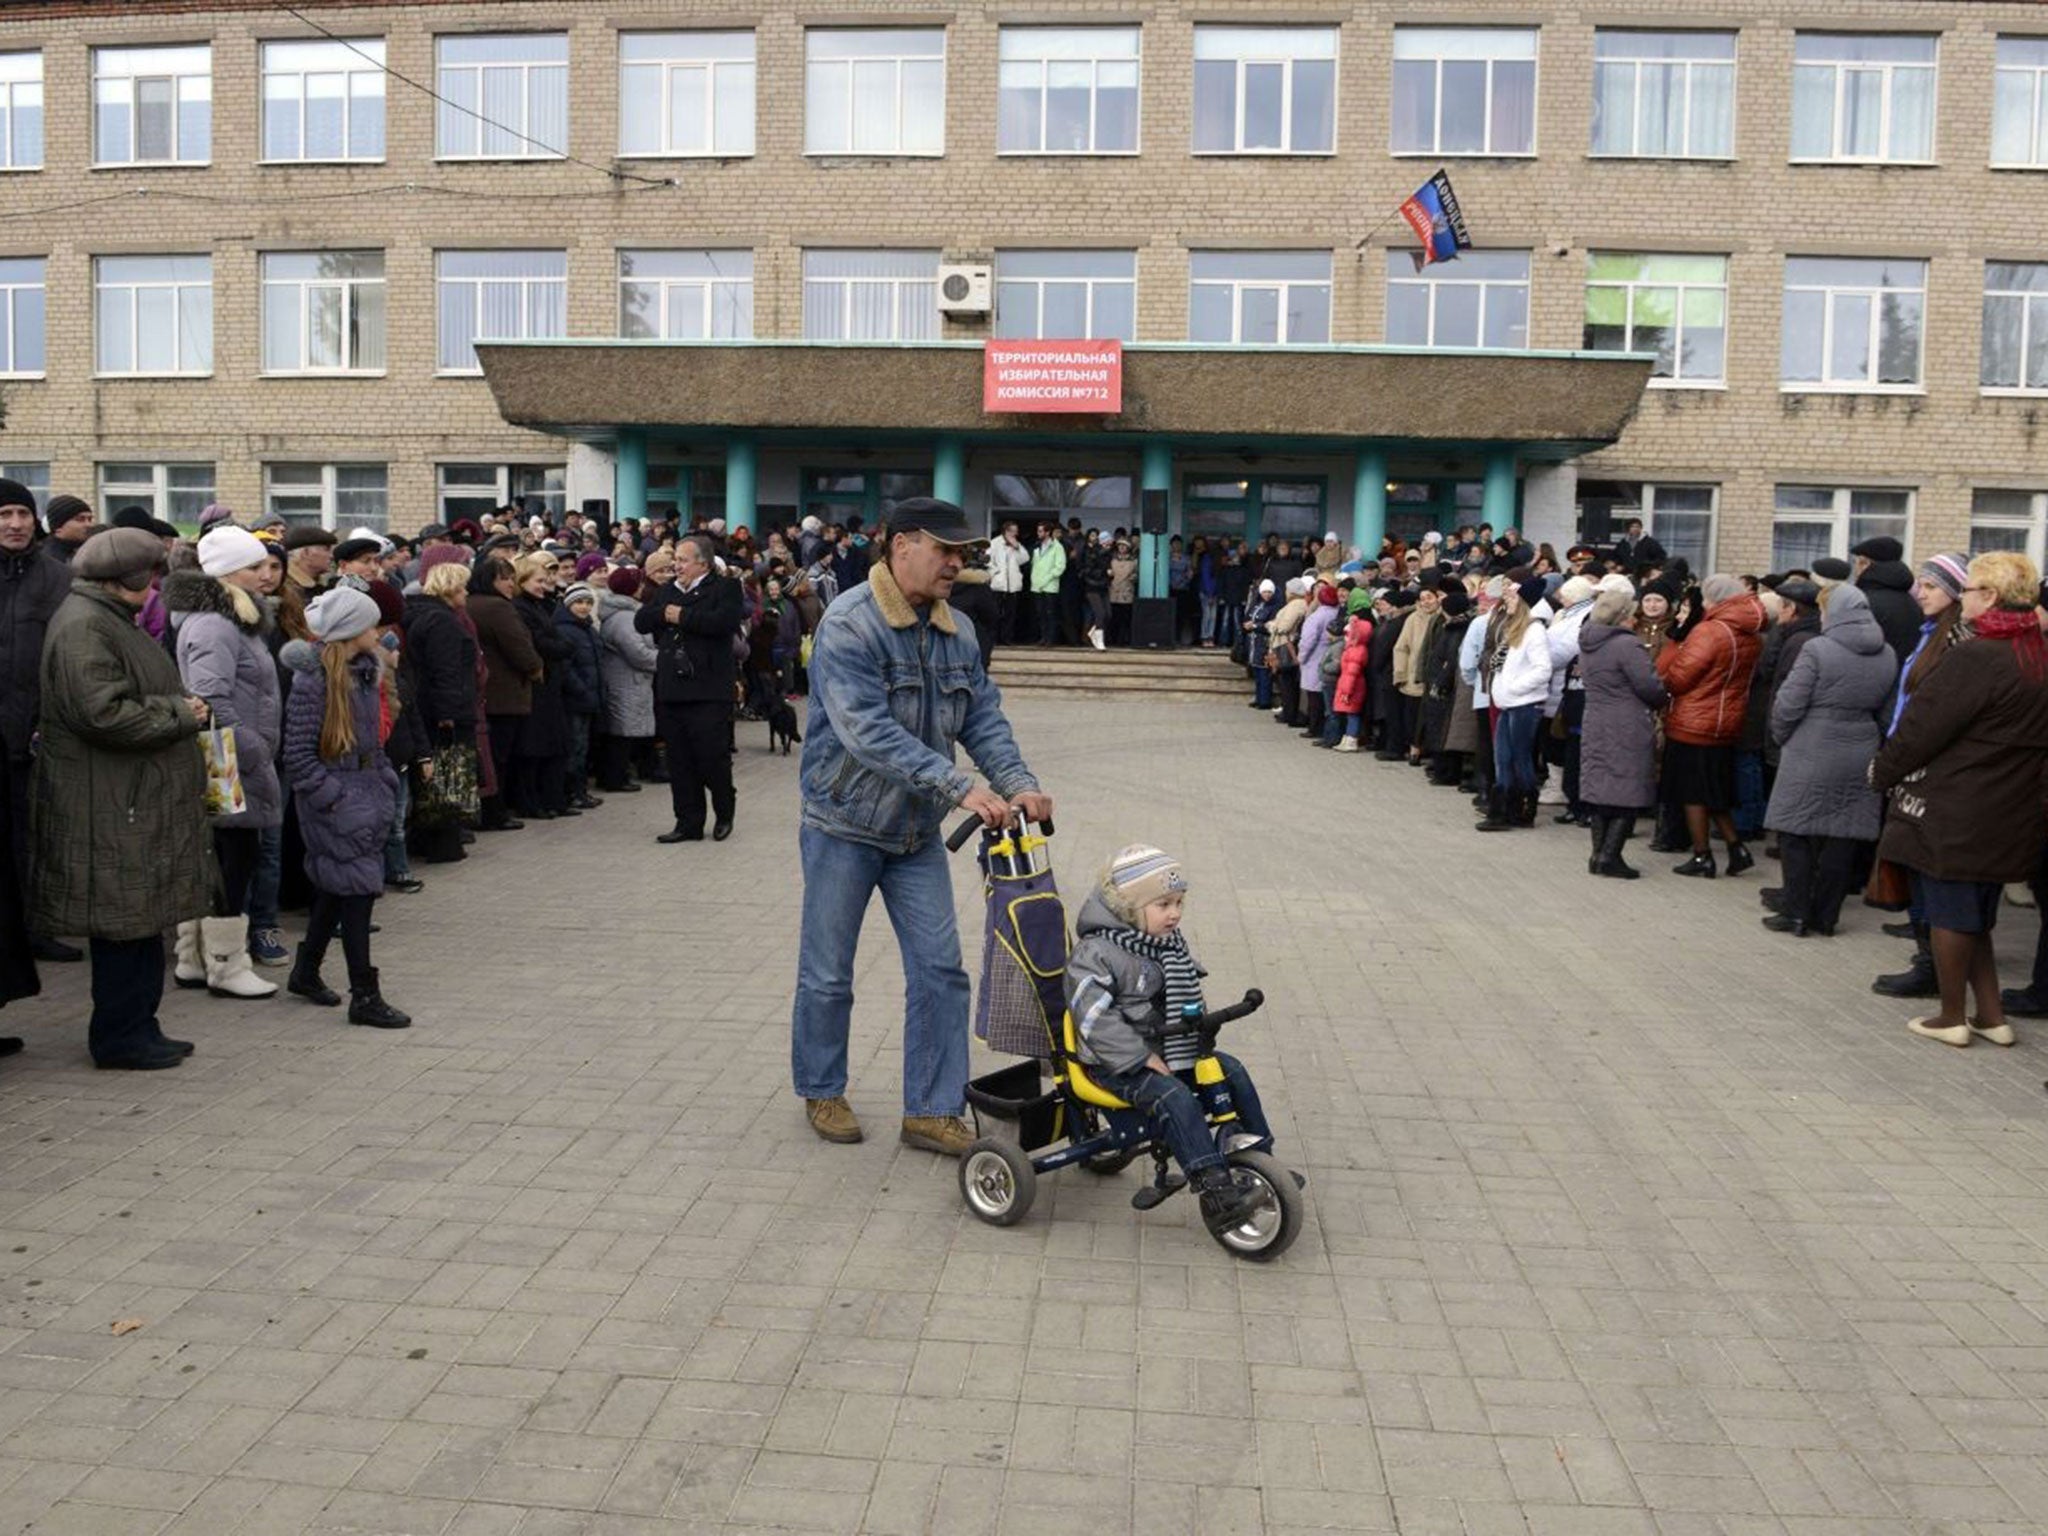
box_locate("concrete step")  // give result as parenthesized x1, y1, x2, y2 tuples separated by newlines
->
(990, 645, 1248, 700)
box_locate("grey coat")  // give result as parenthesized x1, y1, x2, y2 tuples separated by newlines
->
(598, 591, 657, 738)
(165, 569, 283, 829)
(1576, 622, 1668, 812)
(1765, 585, 1894, 840)
(1064, 888, 1207, 1076)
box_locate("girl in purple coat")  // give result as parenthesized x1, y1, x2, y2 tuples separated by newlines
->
(282, 588, 411, 1029)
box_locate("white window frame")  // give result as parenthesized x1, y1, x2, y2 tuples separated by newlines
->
(1982, 262, 2048, 395)
(263, 462, 390, 532)
(1790, 34, 1938, 165)
(1771, 484, 1916, 566)
(1391, 27, 1539, 158)
(435, 33, 568, 160)
(1191, 26, 1338, 156)
(260, 252, 386, 376)
(1385, 252, 1531, 350)
(1641, 482, 1719, 570)
(1188, 255, 1332, 345)
(801, 249, 939, 342)
(617, 250, 754, 339)
(436, 462, 566, 522)
(94, 255, 212, 378)
(997, 26, 1141, 156)
(92, 44, 211, 167)
(1589, 30, 1736, 160)
(0, 51, 44, 171)
(994, 251, 1137, 341)
(1584, 254, 1728, 388)
(96, 461, 215, 525)
(259, 38, 386, 164)
(1780, 258, 1926, 393)
(617, 31, 755, 159)
(0, 257, 44, 377)
(1969, 488, 2048, 566)
(435, 250, 567, 375)
(805, 29, 947, 157)
(1993, 37, 2048, 169)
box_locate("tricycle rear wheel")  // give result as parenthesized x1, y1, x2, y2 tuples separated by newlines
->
(1213, 1149, 1303, 1261)
(959, 1138, 1037, 1226)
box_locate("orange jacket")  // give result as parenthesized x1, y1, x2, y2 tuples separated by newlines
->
(1656, 594, 1765, 746)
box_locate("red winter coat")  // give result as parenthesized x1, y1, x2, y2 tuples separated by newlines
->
(1334, 618, 1373, 715)
(1656, 593, 1766, 746)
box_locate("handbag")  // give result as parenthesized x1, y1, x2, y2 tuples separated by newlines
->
(1229, 632, 1248, 666)
(1268, 635, 1298, 671)
(413, 739, 481, 828)
(1864, 856, 1912, 911)
(201, 724, 246, 818)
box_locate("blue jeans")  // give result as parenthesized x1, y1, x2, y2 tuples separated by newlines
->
(382, 774, 411, 882)
(1097, 1052, 1270, 1177)
(1494, 705, 1541, 794)
(791, 824, 970, 1116)
(247, 821, 282, 932)
(1733, 749, 1766, 837)
(1253, 665, 1273, 708)
(1320, 684, 1343, 744)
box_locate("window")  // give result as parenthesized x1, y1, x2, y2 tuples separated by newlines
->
(995, 250, 1136, 341)
(1591, 31, 1734, 158)
(261, 252, 386, 374)
(1392, 28, 1537, 156)
(619, 250, 753, 338)
(1780, 257, 1925, 390)
(0, 52, 43, 170)
(999, 27, 1138, 155)
(801, 468, 931, 527)
(0, 257, 44, 376)
(1982, 261, 2048, 393)
(646, 463, 726, 523)
(805, 29, 945, 156)
(264, 463, 389, 531)
(1994, 37, 2048, 167)
(619, 31, 754, 157)
(435, 250, 566, 372)
(1188, 251, 1331, 344)
(98, 462, 214, 527)
(438, 462, 566, 523)
(261, 39, 385, 161)
(1182, 476, 1325, 541)
(1584, 253, 1726, 384)
(94, 45, 210, 165)
(801, 249, 938, 341)
(95, 256, 211, 376)
(1790, 34, 1936, 163)
(991, 474, 1134, 534)
(436, 33, 567, 159)
(1971, 488, 2047, 564)
(1192, 27, 1336, 155)
(1644, 484, 1717, 570)
(1771, 484, 1912, 570)
(1385, 249, 1529, 349)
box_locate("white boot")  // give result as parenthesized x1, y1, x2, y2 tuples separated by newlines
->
(1334, 736, 1360, 753)
(173, 920, 207, 990)
(202, 915, 278, 999)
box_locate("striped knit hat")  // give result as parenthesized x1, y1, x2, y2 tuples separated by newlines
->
(1099, 844, 1188, 924)
(1917, 551, 1970, 601)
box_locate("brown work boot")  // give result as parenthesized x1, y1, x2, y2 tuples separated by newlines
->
(899, 1115, 974, 1156)
(805, 1096, 863, 1144)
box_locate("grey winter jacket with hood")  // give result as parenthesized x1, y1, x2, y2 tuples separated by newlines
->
(1764, 584, 1894, 840)
(597, 590, 657, 738)
(1064, 888, 1208, 1076)
(164, 567, 283, 829)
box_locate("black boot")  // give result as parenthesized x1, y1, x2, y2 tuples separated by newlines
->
(1512, 791, 1539, 828)
(1872, 922, 1940, 998)
(287, 943, 340, 1007)
(1475, 787, 1512, 832)
(1724, 842, 1756, 876)
(1595, 817, 1640, 880)
(347, 968, 411, 1029)
(1193, 1166, 1265, 1234)
(1586, 815, 1609, 875)
(1673, 849, 1717, 878)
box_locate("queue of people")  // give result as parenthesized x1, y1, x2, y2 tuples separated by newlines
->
(0, 482, 803, 1070)
(1238, 526, 2048, 1052)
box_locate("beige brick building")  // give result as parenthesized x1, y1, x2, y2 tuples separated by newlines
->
(0, 0, 2042, 576)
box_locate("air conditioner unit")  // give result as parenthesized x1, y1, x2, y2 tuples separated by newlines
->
(936, 263, 993, 315)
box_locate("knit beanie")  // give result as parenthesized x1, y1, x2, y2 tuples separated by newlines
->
(197, 525, 267, 578)
(1595, 572, 1636, 595)
(306, 586, 380, 643)
(1099, 844, 1188, 925)
(1344, 589, 1373, 615)
(418, 544, 473, 578)
(1917, 552, 1969, 601)
(0, 477, 36, 516)
(366, 579, 405, 628)
(1555, 575, 1597, 609)
(562, 583, 595, 608)
(1315, 584, 1339, 607)
(197, 503, 237, 534)
(1440, 589, 1473, 617)
(42, 494, 89, 532)
(574, 551, 608, 581)
(1700, 573, 1745, 607)
(606, 568, 642, 597)
(1515, 575, 1547, 607)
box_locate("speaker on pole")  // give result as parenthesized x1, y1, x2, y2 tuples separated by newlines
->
(1140, 487, 1168, 535)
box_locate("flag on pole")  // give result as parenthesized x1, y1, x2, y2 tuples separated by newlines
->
(1396, 170, 1472, 267)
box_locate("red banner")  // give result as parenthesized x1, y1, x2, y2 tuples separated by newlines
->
(983, 339, 1122, 413)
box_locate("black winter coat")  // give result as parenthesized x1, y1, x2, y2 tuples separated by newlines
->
(1368, 610, 1405, 724)
(0, 543, 71, 759)
(1858, 562, 1923, 666)
(384, 654, 433, 772)
(553, 605, 604, 716)
(635, 574, 742, 705)
(514, 595, 571, 758)
(1420, 613, 1470, 752)
(400, 593, 479, 734)
(1220, 561, 1251, 606)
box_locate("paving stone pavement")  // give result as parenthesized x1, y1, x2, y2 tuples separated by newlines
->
(5, 691, 2048, 1536)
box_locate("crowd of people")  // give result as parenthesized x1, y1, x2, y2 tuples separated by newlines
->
(1230, 521, 2048, 1051)
(0, 483, 841, 1069)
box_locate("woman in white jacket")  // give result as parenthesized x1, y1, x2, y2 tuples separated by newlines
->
(1476, 574, 1554, 831)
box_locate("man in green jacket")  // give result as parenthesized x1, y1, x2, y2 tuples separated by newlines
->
(1028, 521, 1065, 647)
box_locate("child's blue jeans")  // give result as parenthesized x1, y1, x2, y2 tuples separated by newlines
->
(1096, 1052, 1271, 1177)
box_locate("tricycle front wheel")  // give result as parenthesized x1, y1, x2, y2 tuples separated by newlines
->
(959, 1138, 1037, 1227)
(1212, 1149, 1303, 1261)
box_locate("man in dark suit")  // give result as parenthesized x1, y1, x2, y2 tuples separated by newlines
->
(1610, 516, 1668, 570)
(635, 535, 743, 845)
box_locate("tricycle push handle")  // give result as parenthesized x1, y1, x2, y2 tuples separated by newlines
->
(946, 812, 1055, 852)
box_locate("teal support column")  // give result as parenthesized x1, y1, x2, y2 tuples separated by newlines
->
(1139, 440, 1171, 600)
(1352, 447, 1387, 558)
(1482, 447, 1518, 534)
(724, 436, 756, 532)
(615, 429, 648, 527)
(932, 435, 966, 509)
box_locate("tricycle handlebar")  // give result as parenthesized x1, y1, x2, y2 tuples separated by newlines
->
(947, 812, 1055, 853)
(1160, 988, 1264, 1037)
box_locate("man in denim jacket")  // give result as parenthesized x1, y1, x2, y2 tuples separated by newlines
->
(793, 499, 1051, 1154)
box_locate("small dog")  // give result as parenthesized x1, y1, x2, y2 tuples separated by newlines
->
(767, 699, 802, 756)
